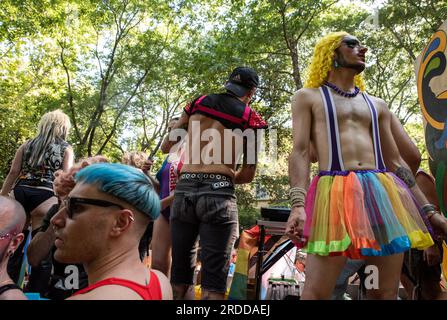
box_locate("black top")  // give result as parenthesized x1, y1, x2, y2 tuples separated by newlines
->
(184, 93, 267, 130)
(0, 283, 21, 296)
(19, 138, 70, 187)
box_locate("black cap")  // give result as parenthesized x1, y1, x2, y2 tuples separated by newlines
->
(224, 67, 259, 97)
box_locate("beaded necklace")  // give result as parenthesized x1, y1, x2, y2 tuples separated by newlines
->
(324, 81, 360, 98)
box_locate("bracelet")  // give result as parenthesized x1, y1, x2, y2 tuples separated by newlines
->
(422, 204, 437, 215)
(426, 210, 439, 222)
(289, 187, 307, 208)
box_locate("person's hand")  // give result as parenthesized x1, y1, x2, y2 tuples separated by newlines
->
(423, 245, 441, 266)
(141, 158, 154, 174)
(53, 169, 75, 198)
(285, 206, 307, 246)
(428, 212, 447, 241)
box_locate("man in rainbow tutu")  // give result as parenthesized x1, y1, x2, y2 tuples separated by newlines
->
(286, 32, 447, 300)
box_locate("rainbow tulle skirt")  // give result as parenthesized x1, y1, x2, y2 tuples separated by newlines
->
(300, 170, 434, 259)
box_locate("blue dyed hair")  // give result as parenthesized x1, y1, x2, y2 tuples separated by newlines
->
(74, 163, 160, 220)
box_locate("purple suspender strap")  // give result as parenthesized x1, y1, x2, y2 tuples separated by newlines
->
(320, 86, 344, 171)
(362, 93, 386, 171)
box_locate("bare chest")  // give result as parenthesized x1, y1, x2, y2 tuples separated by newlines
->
(313, 94, 373, 127)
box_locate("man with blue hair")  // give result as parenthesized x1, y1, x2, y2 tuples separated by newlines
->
(50, 163, 172, 300)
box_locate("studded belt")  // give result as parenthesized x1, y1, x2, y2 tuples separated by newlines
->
(179, 172, 234, 190)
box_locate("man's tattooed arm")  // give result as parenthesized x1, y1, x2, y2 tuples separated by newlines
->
(395, 166, 416, 188)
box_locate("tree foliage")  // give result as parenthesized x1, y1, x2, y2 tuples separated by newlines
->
(1, 1, 446, 222)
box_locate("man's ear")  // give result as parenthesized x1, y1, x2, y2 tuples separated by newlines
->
(9, 233, 25, 254)
(110, 209, 135, 237)
(245, 87, 256, 103)
(250, 87, 256, 97)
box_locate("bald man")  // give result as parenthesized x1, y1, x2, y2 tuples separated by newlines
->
(0, 196, 27, 300)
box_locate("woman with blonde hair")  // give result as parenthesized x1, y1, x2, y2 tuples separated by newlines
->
(0, 109, 74, 283)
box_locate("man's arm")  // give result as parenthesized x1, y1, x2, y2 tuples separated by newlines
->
(234, 164, 256, 184)
(149, 175, 160, 194)
(0, 144, 25, 196)
(27, 205, 58, 267)
(160, 194, 174, 210)
(234, 134, 258, 184)
(289, 90, 313, 189)
(285, 89, 313, 243)
(62, 146, 74, 172)
(390, 113, 421, 175)
(27, 227, 55, 267)
(415, 172, 442, 266)
(140, 159, 161, 194)
(378, 99, 447, 237)
(379, 101, 428, 203)
(161, 111, 189, 154)
(309, 141, 318, 163)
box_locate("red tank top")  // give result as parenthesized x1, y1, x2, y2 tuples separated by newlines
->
(71, 271, 162, 300)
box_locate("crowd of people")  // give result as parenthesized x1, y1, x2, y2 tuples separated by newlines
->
(1, 31, 447, 300)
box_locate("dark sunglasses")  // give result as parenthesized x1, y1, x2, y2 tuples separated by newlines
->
(342, 39, 364, 49)
(63, 197, 125, 219)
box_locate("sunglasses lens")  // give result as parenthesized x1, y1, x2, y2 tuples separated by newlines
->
(65, 199, 72, 219)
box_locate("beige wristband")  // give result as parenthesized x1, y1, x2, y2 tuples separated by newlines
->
(289, 187, 307, 208)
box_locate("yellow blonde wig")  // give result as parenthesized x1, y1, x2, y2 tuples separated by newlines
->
(304, 32, 366, 91)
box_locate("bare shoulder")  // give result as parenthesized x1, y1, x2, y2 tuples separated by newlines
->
(63, 145, 74, 157)
(1, 289, 27, 300)
(151, 269, 173, 300)
(291, 88, 320, 110)
(16, 141, 28, 154)
(65, 293, 85, 300)
(292, 87, 320, 101)
(66, 285, 142, 300)
(367, 94, 388, 112)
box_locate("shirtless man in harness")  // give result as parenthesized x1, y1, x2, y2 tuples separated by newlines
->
(165, 67, 267, 300)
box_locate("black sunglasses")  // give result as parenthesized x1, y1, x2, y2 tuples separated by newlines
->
(342, 39, 364, 49)
(64, 197, 125, 219)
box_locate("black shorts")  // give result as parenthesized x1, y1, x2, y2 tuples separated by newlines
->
(170, 175, 239, 293)
(13, 184, 55, 216)
(403, 245, 442, 284)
